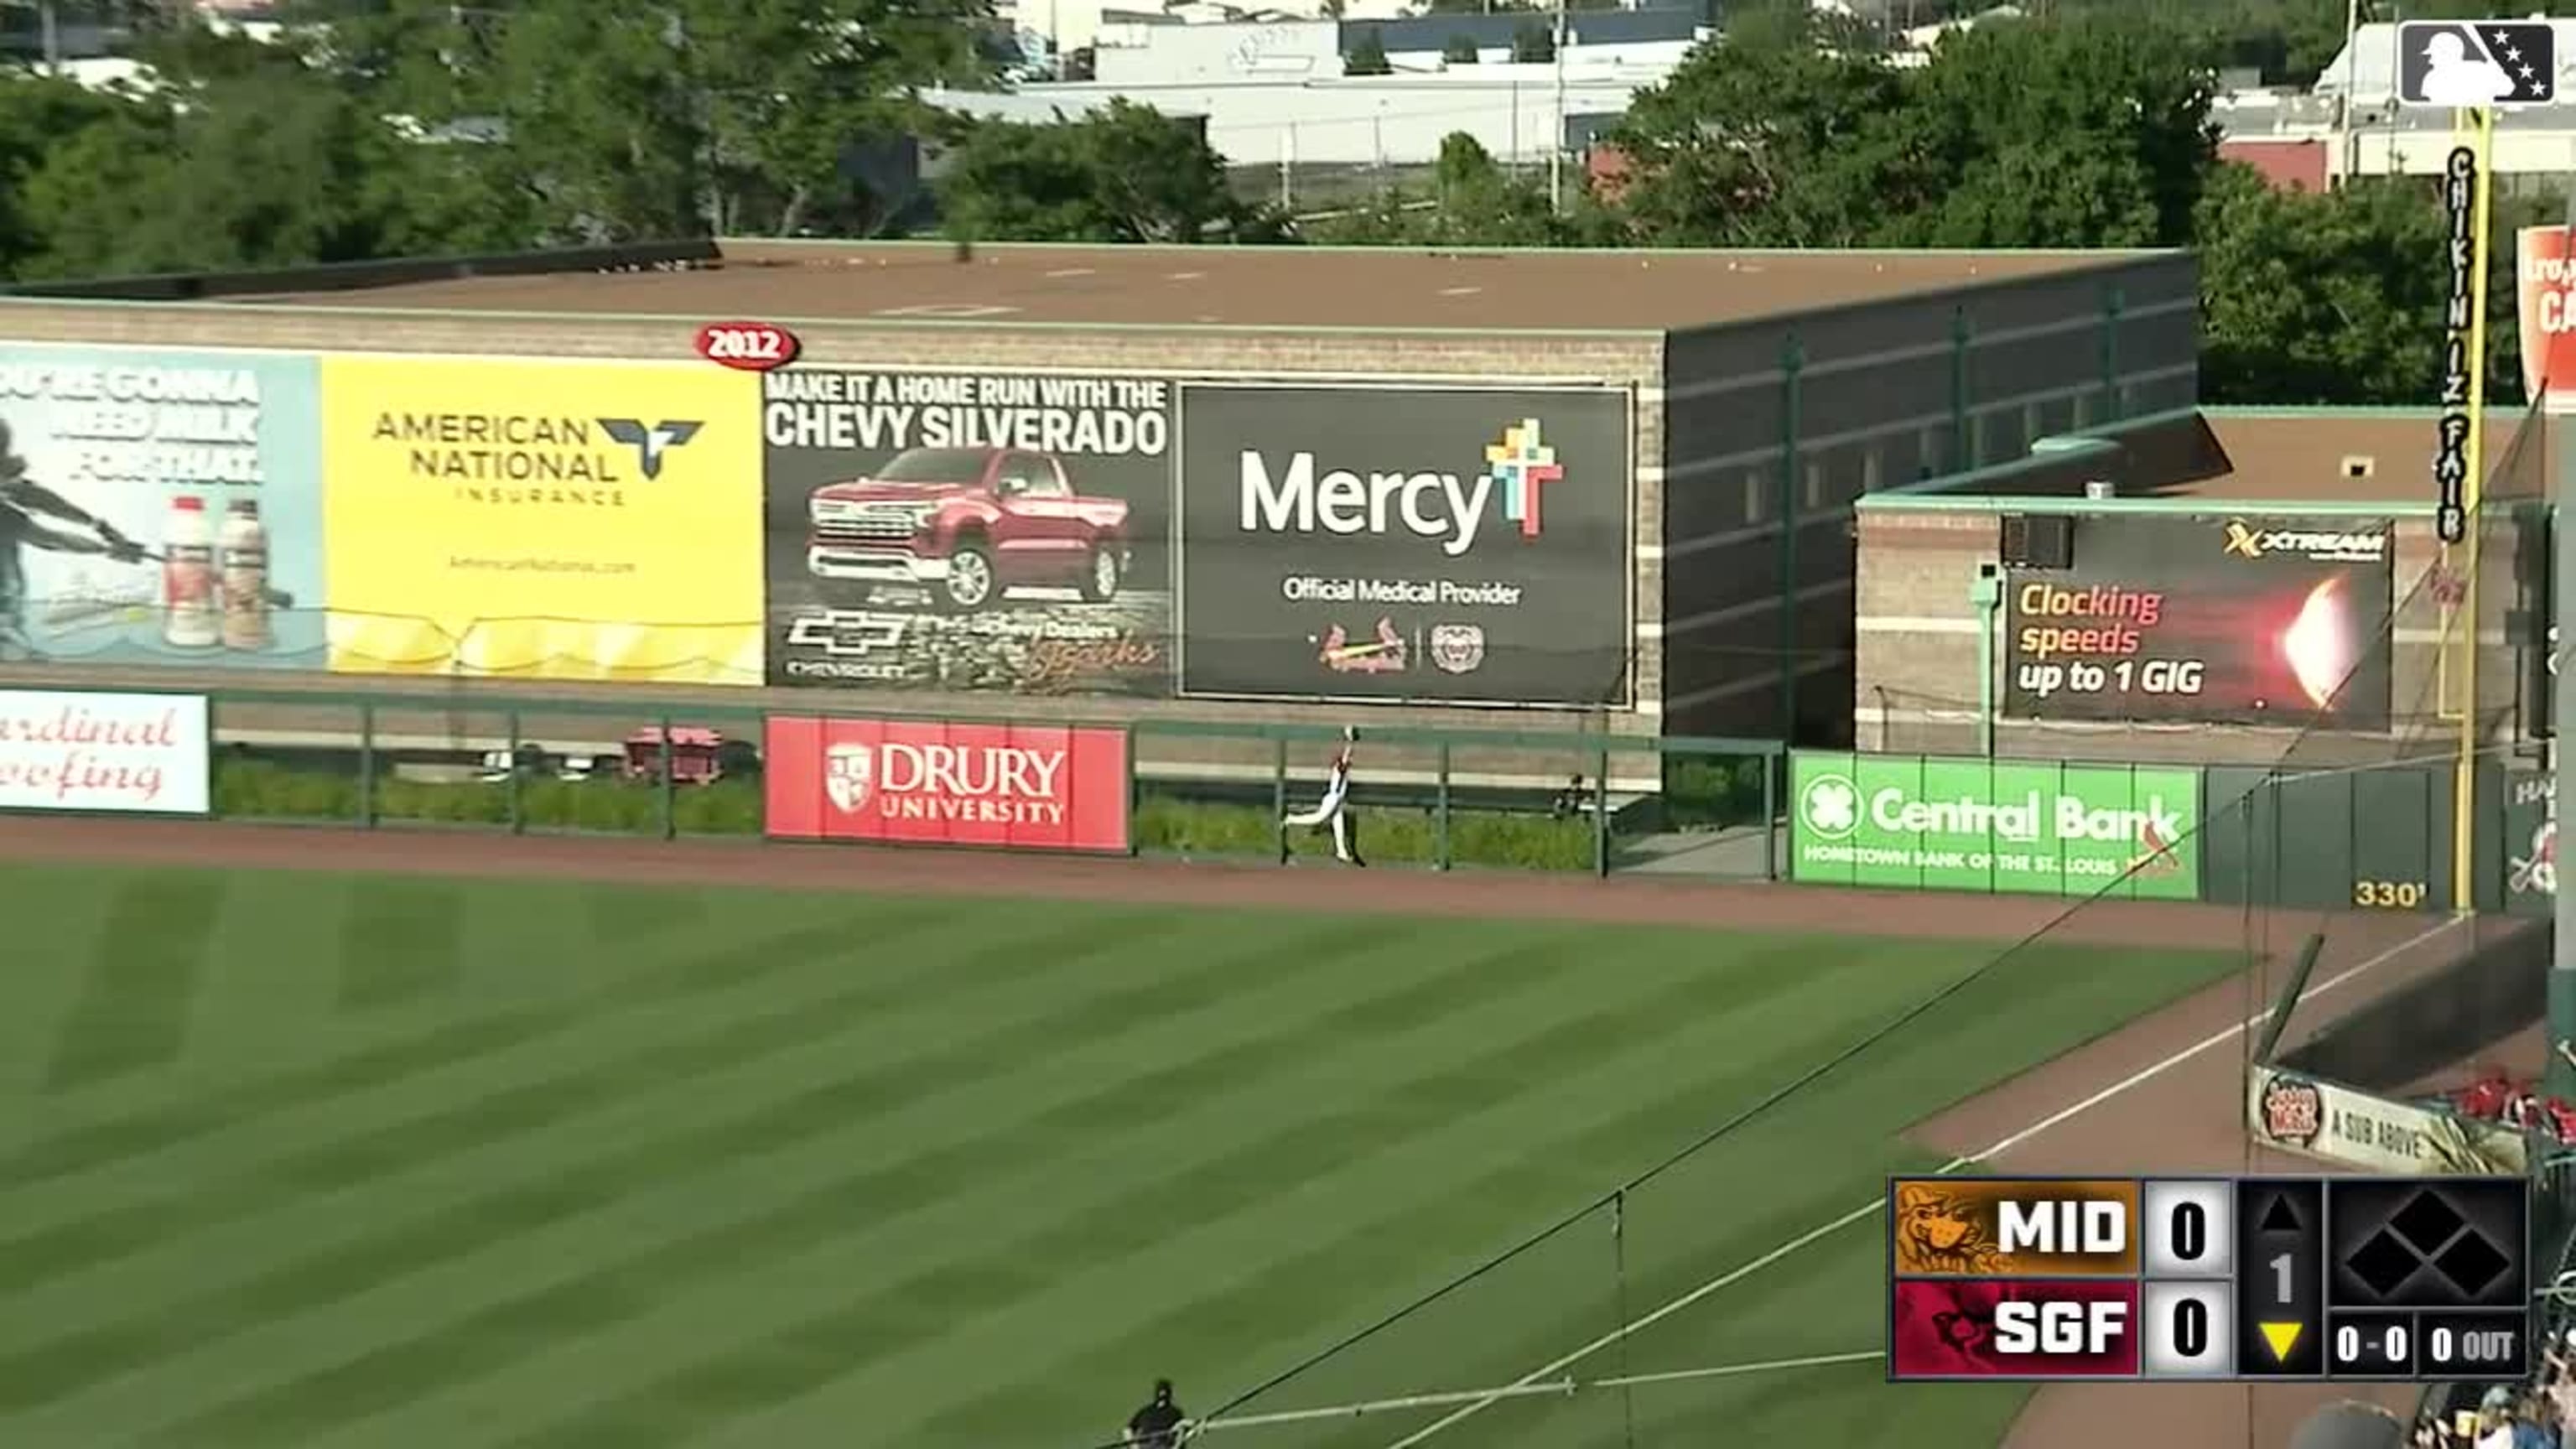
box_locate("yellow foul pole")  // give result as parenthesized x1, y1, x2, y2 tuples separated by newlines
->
(2452, 104, 2496, 910)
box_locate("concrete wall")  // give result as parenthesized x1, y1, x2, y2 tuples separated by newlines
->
(0, 295, 1674, 764)
(1852, 501, 2544, 766)
(1654, 252, 2201, 745)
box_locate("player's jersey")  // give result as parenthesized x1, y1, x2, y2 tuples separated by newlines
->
(1319, 750, 1352, 809)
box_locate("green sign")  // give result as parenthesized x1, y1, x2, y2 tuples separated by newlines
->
(1790, 752, 2201, 899)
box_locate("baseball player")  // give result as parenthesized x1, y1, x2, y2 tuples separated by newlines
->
(0, 420, 147, 660)
(1280, 726, 1366, 867)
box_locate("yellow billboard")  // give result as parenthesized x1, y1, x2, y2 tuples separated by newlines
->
(321, 356, 761, 683)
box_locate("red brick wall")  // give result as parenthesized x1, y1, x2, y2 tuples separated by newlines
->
(2219, 138, 2327, 193)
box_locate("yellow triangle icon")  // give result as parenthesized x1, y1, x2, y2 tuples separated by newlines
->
(2260, 1322, 2303, 1359)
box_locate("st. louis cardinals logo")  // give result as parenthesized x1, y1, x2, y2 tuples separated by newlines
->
(825, 743, 874, 813)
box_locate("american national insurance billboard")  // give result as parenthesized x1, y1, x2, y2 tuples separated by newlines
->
(1176, 384, 1632, 706)
(2003, 515, 2395, 728)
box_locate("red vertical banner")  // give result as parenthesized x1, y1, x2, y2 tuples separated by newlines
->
(764, 716, 1129, 854)
(2519, 224, 2576, 404)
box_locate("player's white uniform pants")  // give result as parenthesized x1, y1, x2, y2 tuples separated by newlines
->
(1283, 792, 1356, 860)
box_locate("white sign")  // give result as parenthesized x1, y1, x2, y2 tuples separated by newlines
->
(0, 689, 208, 814)
(2246, 1068, 2525, 1175)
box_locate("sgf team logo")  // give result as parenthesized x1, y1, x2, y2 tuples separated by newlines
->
(825, 742, 874, 813)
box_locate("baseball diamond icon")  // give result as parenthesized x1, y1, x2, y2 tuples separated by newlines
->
(2396, 21, 2557, 106)
(1801, 774, 1860, 839)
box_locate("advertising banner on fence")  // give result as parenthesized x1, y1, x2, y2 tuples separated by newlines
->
(2003, 515, 2394, 727)
(320, 356, 762, 683)
(0, 345, 323, 670)
(764, 715, 1129, 852)
(2247, 1067, 2527, 1175)
(0, 689, 207, 814)
(1176, 385, 1631, 705)
(2521, 224, 2576, 404)
(1789, 750, 2200, 898)
(761, 370, 1174, 697)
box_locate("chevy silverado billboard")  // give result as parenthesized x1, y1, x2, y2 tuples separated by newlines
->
(760, 368, 1174, 696)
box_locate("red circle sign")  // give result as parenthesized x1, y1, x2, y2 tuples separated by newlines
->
(694, 321, 801, 371)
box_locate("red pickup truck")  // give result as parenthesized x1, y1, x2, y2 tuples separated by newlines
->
(803, 445, 1133, 613)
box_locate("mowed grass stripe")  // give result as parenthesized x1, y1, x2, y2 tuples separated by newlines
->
(40, 874, 226, 1092)
(0, 906, 1205, 1409)
(874, 947, 1953, 1449)
(0, 898, 992, 1260)
(0, 906, 1373, 1345)
(112, 923, 1609, 1449)
(292, 923, 1701, 1448)
(332, 876, 468, 1012)
(0, 896, 951, 1190)
(0, 876, 115, 1149)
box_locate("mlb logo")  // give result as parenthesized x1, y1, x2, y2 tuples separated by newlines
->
(2396, 21, 2557, 106)
(824, 743, 874, 813)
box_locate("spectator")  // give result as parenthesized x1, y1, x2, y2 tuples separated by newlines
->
(1126, 1379, 1187, 1449)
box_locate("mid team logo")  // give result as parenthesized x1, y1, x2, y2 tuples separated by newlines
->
(824, 742, 874, 813)
(2258, 1074, 2324, 1150)
(1800, 773, 1861, 841)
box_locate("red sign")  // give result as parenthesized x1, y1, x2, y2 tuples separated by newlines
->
(693, 320, 801, 372)
(765, 716, 1129, 853)
(2518, 226, 2576, 402)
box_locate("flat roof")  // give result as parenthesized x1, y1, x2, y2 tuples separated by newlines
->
(227, 241, 2154, 333)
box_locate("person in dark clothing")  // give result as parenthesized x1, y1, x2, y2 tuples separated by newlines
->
(1126, 1379, 1188, 1448)
(0, 419, 146, 660)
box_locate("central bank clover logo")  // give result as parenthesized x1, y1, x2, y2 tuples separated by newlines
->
(2396, 21, 2556, 106)
(597, 418, 703, 479)
(1485, 418, 1564, 540)
(1801, 773, 1860, 840)
(824, 743, 874, 813)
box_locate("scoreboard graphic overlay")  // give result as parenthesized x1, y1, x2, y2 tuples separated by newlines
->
(1887, 1176, 2529, 1382)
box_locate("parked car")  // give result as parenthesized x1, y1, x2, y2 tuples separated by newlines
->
(803, 444, 1131, 612)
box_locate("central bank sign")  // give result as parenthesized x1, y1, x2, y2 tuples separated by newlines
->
(1790, 751, 2201, 900)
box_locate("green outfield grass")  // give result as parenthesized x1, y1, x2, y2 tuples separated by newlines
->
(0, 862, 2241, 1449)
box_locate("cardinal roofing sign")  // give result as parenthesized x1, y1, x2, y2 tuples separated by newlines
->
(1789, 753, 2201, 900)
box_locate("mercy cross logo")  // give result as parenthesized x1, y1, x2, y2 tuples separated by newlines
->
(1486, 418, 1563, 540)
(596, 418, 702, 480)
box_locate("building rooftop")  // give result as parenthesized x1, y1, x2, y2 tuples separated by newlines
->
(228, 240, 2152, 333)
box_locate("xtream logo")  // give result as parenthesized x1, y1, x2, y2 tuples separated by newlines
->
(1238, 418, 1564, 558)
(1799, 773, 2184, 846)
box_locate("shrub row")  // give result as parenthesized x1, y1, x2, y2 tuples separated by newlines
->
(215, 759, 1598, 870)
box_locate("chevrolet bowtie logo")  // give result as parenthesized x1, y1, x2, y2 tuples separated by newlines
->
(785, 610, 908, 657)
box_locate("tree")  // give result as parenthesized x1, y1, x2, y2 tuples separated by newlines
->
(1608, 16, 1929, 246)
(2, 27, 536, 279)
(1442, 34, 1479, 65)
(1897, 13, 2217, 247)
(322, 0, 999, 242)
(2194, 164, 2537, 407)
(1347, 28, 1391, 75)
(937, 100, 1287, 243)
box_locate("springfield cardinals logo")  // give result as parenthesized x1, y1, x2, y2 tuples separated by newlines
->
(825, 743, 874, 813)
(1317, 618, 1407, 674)
(2259, 1074, 2324, 1150)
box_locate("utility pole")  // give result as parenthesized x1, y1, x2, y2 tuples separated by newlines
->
(39, 0, 59, 74)
(2337, 0, 2363, 186)
(1546, 1, 1566, 212)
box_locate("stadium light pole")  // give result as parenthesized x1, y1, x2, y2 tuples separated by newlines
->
(2452, 103, 2496, 915)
